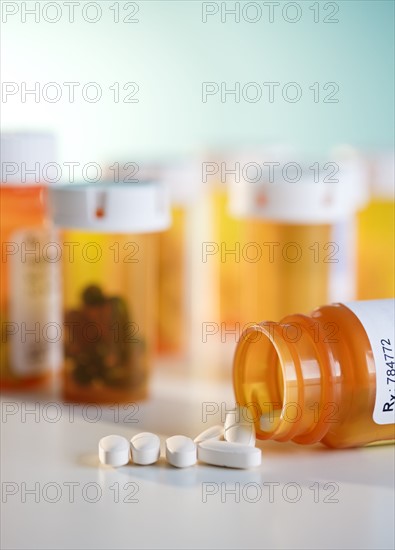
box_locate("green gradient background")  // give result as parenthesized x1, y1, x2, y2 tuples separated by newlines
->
(1, 0, 394, 162)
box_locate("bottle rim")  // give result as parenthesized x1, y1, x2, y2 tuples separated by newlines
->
(233, 319, 334, 445)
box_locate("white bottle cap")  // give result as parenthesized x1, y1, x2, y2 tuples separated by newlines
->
(159, 159, 202, 206)
(230, 178, 363, 224)
(49, 182, 171, 233)
(105, 158, 202, 206)
(202, 144, 297, 190)
(228, 146, 368, 223)
(1, 132, 56, 185)
(370, 151, 395, 200)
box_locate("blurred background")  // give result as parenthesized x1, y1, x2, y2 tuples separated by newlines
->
(1, 0, 394, 395)
(2, 0, 394, 157)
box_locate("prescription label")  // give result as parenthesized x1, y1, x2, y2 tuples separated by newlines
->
(8, 227, 62, 376)
(343, 300, 395, 425)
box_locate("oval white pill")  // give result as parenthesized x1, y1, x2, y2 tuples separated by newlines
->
(98, 435, 130, 467)
(194, 425, 224, 444)
(224, 406, 251, 431)
(165, 435, 197, 468)
(197, 440, 261, 469)
(130, 432, 160, 465)
(224, 423, 256, 446)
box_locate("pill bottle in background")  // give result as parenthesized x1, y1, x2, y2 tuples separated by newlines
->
(156, 160, 202, 356)
(49, 182, 170, 403)
(233, 299, 395, 448)
(1, 133, 62, 389)
(228, 152, 367, 326)
(357, 152, 395, 299)
(202, 150, 243, 327)
(327, 146, 369, 303)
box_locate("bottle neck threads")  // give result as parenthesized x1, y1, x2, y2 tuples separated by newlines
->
(233, 316, 337, 445)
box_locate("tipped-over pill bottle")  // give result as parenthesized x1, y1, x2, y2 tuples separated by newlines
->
(1, 133, 62, 389)
(233, 299, 395, 448)
(49, 182, 170, 403)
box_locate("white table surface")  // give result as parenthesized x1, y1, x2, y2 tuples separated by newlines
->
(1, 362, 394, 550)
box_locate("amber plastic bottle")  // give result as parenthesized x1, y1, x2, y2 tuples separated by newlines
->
(233, 300, 395, 448)
(228, 151, 367, 324)
(357, 152, 394, 299)
(1, 133, 61, 389)
(156, 160, 200, 355)
(105, 160, 199, 357)
(49, 181, 170, 403)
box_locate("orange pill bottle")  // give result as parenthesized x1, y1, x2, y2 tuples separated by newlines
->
(202, 150, 244, 327)
(1, 133, 62, 389)
(156, 160, 201, 356)
(357, 152, 394, 299)
(49, 181, 170, 403)
(233, 299, 395, 448)
(228, 151, 367, 325)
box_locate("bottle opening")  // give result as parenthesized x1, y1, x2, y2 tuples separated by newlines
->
(235, 324, 294, 440)
(244, 331, 284, 430)
(234, 321, 327, 443)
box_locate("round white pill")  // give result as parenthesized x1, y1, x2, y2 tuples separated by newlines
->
(165, 435, 197, 468)
(130, 432, 160, 465)
(224, 423, 256, 446)
(98, 435, 130, 467)
(194, 425, 224, 444)
(197, 440, 261, 469)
